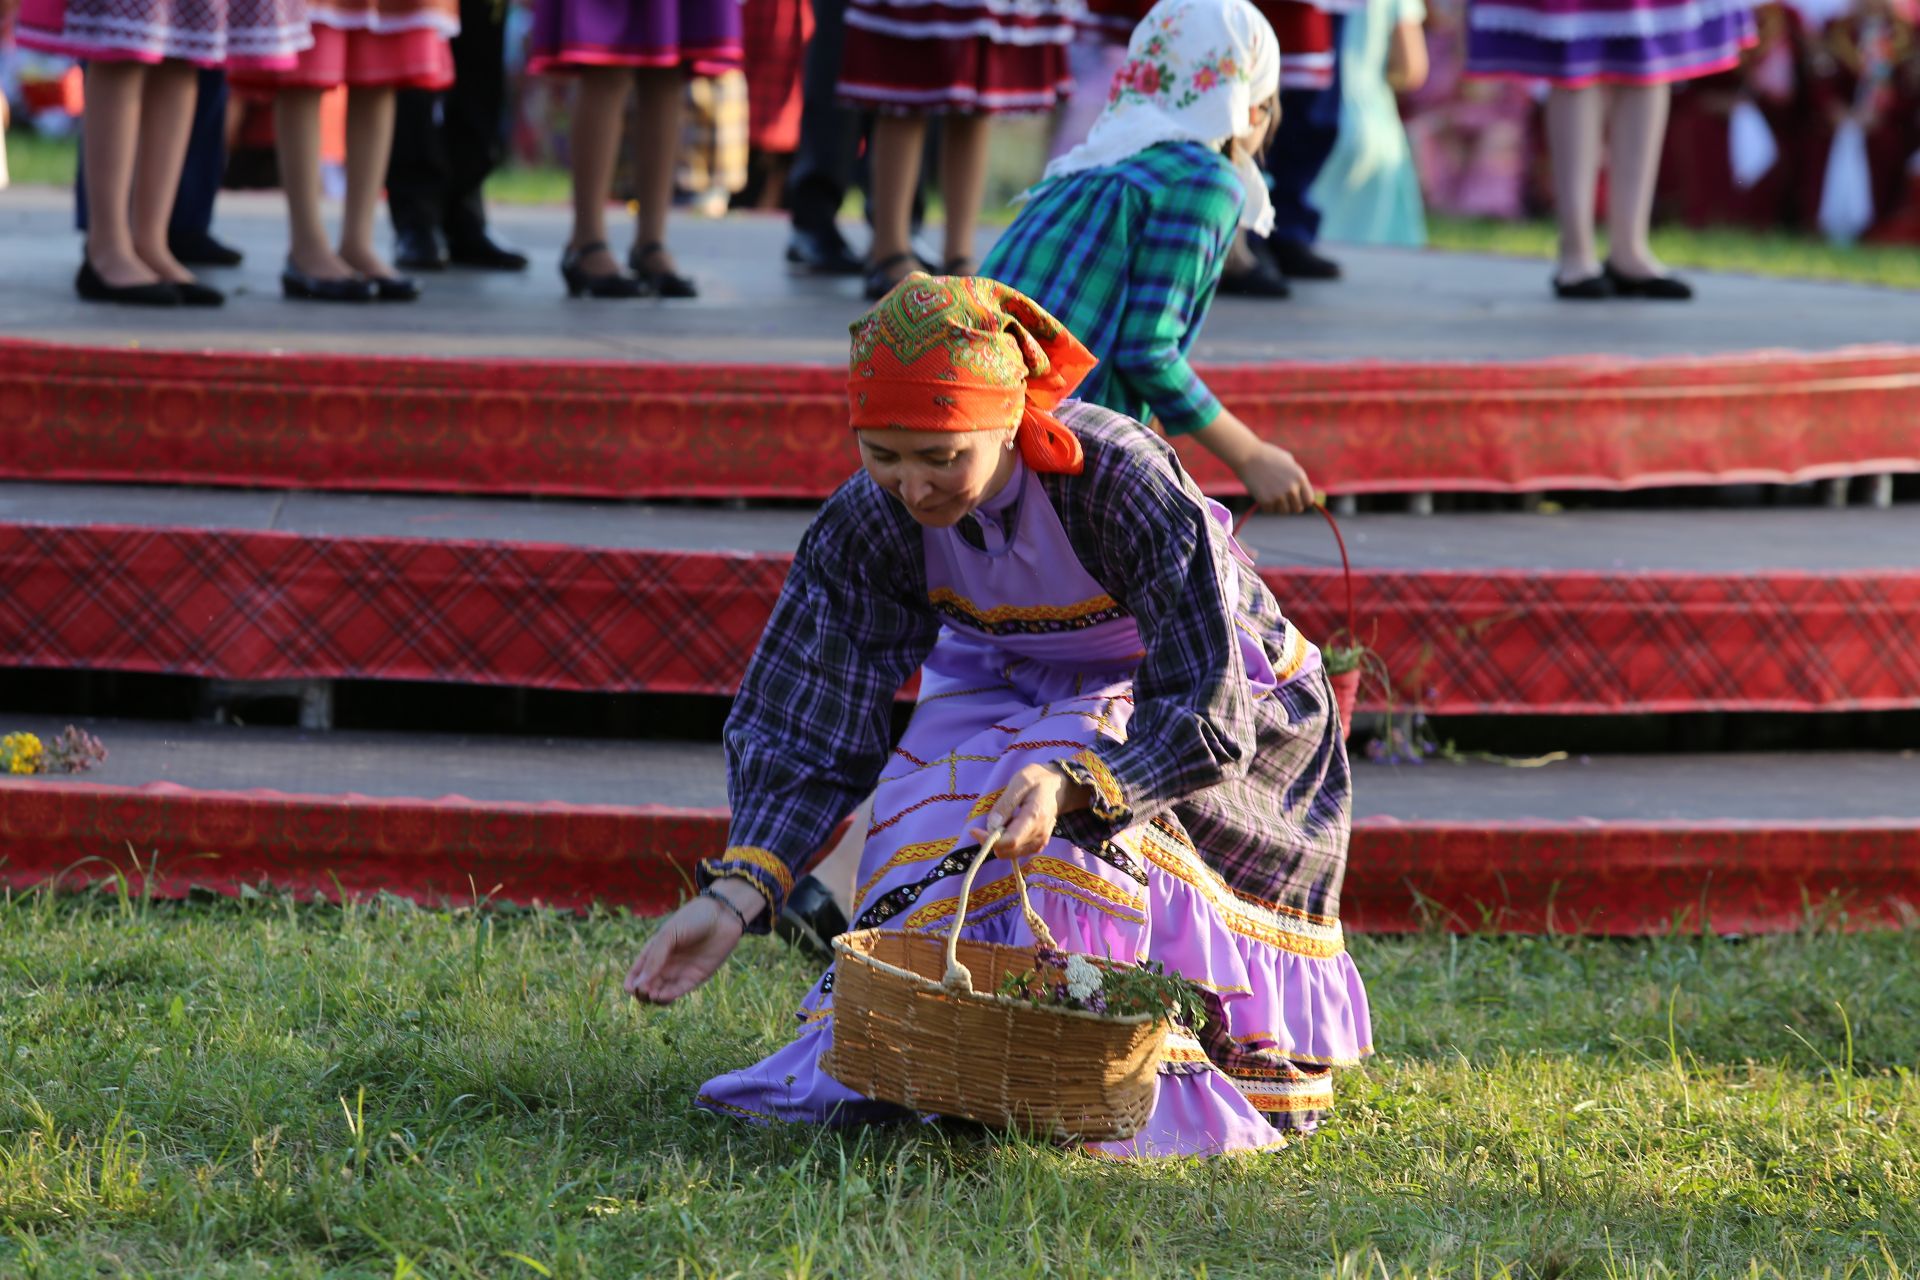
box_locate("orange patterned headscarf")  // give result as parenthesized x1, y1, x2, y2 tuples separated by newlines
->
(847, 274, 1099, 475)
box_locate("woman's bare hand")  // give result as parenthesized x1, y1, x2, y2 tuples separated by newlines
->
(970, 762, 1089, 859)
(625, 881, 761, 1004)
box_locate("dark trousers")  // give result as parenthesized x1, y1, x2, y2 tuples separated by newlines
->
(75, 67, 228, 236)
(387, 0, 508, 241)
(1264, 11, 1345, 248)
(787, 0, 865, 235)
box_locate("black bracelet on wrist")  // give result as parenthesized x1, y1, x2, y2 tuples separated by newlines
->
(699, 886, 750, 932)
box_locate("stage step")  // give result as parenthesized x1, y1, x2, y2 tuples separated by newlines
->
(4, 483, 1918, 716)
(1, 717, 1913, 934)
(2, 195, 1916, 502)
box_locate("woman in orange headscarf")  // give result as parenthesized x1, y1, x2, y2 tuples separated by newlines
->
(627, 275, 1369, 1158)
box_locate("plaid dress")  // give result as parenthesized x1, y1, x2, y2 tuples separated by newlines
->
(698, 404, 1371, 1157)
(980, 141, 1243, 438)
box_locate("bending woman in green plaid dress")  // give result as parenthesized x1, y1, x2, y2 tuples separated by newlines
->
(980, 0, 1314, 514)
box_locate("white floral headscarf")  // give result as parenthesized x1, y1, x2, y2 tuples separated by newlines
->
(1039, 0, 1282, 235)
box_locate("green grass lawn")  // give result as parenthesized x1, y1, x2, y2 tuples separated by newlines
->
(3, 885, 1915, 1279)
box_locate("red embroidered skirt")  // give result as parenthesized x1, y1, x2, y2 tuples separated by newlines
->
(838, 0, 1076, 114)
(228, 22, 454, 89)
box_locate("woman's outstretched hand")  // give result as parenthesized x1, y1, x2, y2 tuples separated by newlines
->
(625, 879, 762, 1005)
(970, 762, 1091, 859)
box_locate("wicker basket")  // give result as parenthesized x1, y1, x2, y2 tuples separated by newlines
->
(821, 834, 1167, 1142)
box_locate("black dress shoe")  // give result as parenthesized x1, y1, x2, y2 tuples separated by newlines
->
(168, 230, 244, 268)
(447, 230, 529, 271)
(864, 250, 930, 301)
(786, 224, 865, 276)
(1219, 238, 1291, 298)
(365, 274, 421, 302)
(1269, 239, 1342, 280)
(393, 226, 448, 272)
(75, 259, 180, 306)
(628, 241, 698, 298)
(774, 874, 850, 962)
(281, 262, 377, 302)
(170, 278, 226, 307)
(1604, 261, 1693, 300)
(561, 241, 648, 298)
(1552, 272, 1615, 300)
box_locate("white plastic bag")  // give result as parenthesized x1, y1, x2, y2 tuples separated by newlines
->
(1728, 99, 1776, 189)
(1817, 118, 1874, 244)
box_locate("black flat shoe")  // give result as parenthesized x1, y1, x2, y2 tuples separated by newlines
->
(561, 241, 647, 298)
(1269, 239, 1342, 280)
(75, 259, 180, 306)
(942, 255, 977, 277)
(365, 274, 420, 302)
(171, 278, 226, 307)
(281, 262, 377, 302)
(168, 230, 244, 268)
(1219, 265, 1292, 298)
(628, 241, 698, 298)
(393, 226, 448, 272)
(774, 874, 849, 962)
(786, 224, 864, 276)
(1604, 261, 1693, 300)
(447, 230, 529, 271)
(864, 251, 926, 301)
(1552, 272, 1615, 300)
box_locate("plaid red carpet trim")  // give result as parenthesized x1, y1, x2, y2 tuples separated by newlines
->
(3, 339, 1914, 499)
(1, 780, 1913, 933)
(3, 523, 1918, 714)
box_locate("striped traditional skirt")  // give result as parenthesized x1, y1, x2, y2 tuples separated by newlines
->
(697, 631, 1372, 1158)
(838, 0, 1079, 113)
(17, 0, 310, 68)
(1467, 0, 1758, 85)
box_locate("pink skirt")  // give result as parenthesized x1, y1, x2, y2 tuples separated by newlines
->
(227, 22, 453, 89)
(17, 0, 310, 68)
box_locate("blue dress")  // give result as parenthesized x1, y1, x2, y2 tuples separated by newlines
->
(1309, 0, 1429, 247)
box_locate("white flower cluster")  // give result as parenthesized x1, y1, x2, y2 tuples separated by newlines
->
(1063, 954, 1103, 1002)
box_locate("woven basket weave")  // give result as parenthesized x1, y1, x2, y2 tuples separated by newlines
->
(821, 834, 1166, 1142)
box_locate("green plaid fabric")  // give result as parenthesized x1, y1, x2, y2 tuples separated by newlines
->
(980, 140, 1244, 437)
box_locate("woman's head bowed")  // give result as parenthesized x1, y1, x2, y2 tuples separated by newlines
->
(847, 274, 1098, 476)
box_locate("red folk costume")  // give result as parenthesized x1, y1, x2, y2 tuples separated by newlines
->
(1659, 2, 1813, 229)
(743, 0, 812, 152)
(18, 0, 310, 68)
(228, 0, 458, 90)
(836, 0, 1078, 112)
(1800, 0, 1920, 234)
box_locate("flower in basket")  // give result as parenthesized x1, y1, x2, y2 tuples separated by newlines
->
(999, 948, 1210, 1031)
(0, 727, 108, 776)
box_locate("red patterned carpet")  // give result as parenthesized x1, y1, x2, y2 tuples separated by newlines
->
(4, 488, 1919, 715)
(0, 197, 1915, 501)
(2, 719, 1914, 934)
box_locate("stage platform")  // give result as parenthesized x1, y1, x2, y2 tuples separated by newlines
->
(2, 716, 1914, 933)
(2, 188, 1916, 499)
(6, 482, 1919, 714)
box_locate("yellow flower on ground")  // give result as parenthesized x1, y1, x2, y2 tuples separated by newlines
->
(1, 732, 45, 775)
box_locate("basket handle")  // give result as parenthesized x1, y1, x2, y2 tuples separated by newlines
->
(941, 824, 1059, 994)
(1233, 500, 1357, 645)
